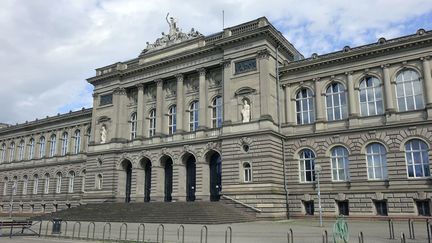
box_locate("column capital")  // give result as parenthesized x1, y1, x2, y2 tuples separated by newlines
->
(174, 73, 184, 81)
(256, 49, 270, 60)
(197, 68, 206, 76)
(312, 77, 321, 82)
(344, 71, 354, 76)
(113, 87, 126, 95)
(380, 63, 390, 69)
(136, 83, 144, 90)
(221, 58, 232, 68)
(420, 56, 431, 61)
(155, 79, 163, 86)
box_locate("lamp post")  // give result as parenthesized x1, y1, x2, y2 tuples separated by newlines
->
(315, 164, 323, 227)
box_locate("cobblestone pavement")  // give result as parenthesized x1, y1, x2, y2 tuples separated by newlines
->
(0, 219, 430, 242)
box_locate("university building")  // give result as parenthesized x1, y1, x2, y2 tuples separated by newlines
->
(1, 16, 432, 220)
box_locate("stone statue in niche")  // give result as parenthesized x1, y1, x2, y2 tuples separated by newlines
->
(241, 99, 251, 123)
(100, 125, 107, 144)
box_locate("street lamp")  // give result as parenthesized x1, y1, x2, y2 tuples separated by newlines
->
(315, 164, 323, 227)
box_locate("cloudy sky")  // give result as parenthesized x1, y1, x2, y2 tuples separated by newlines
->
(1, 0, 432, 124)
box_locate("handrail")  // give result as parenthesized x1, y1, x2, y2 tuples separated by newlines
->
(221, 195, 262, 213)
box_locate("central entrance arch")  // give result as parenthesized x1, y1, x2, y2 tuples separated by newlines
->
(184, 153, 196, 202)
(121, 160, 133, 203)
(208, 151, 222, 201)
(161, 156, 173, 202)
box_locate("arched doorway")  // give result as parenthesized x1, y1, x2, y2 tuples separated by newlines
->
(208, 151, 222, 201)
(121, 160, 133, 203)
(141, 157, 152, 202)
(161, 156, 173, 202)
(184, 153, 196, 202)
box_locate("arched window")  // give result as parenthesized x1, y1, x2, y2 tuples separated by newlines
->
(168, 105, 177, 135)
(296, 88, 315, 124)
(366, 143, 388, 180)
(44, 173, 50, 194)
(330, 146, 350, 181)
(130, 112, 137, 140)
(61, 132, 68, 156)
(299, 149, 315, 182)
(405, 139, 430, 178)
(56, 172, 62, 193)
(148, 109, 156, 137)
(9, 142, 15, 162)
(28, 138, 35, 160)
(49, 134, 56, 157)
(96, 174, 103, 190)
(396, 69, 424, 112)
(33, 175, 39, 194)
(22, 175, 28, 195)
(211, 96, 223, 128)
(81, 170, 86, 192)
(189, 101, 199, 131)
(73, 130, 81, 154)
(325, 83, 347, 121)
(3, 177, 8, 195)
(0, 143, 6, 163)
(359, 76, 384, 116)
(39, 137, 46, 158)
(18, 140, 25, 161)
(243, 162, 252, 182)
(68, 171, 75, 193)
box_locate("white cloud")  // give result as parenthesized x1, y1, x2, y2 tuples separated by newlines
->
(1, 0, 431, 124)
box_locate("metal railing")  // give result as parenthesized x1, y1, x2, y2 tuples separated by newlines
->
(177, 225, 185, 243)
(71, 221, 81, 239)
(86, 222, 95, 240)
(137, 223, 146, 243)
(225, 226, 232, 243)
(119, 223, 128, 241)
(102, 222, 111, 242)
(200, 225, 208, 243)
(157, 223, 165, 243)
(287, 228, 293, 243)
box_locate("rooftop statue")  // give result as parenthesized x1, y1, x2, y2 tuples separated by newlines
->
(142, 13, 202, 54)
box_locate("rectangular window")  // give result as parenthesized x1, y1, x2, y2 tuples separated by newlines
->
(416, 200, 431, 216)
(374, 200, 388, 216)
(235, 59, 257, 74)
(304, 201, 314, 215)
(337, 201, 349, 216)
(100, 94, 113, 106)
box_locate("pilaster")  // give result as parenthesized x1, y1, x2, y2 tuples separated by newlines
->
(155, 79, 164, 136)
(136, 84, 145, 139)
(222, 59, 232, 124)
(150, 165, 164, 202)
(257, 49, 273, 121)
(382, 64, 395, 113)
(283, 84, 295, 125)
(421, 56, 432, 119)
(175, 74, 184, 132)
(113, 87, 127, 142)
(172, 162, 186, 201)
(314, 78, 325, 130)
(198, 68, 208, 130)
(346, 72, 359, 127)
(90, 93, 98, 144)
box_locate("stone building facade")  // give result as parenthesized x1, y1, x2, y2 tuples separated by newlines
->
(0, 17, 431, 219)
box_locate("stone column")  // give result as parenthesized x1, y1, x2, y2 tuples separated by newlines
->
(222, 59, 232, 124)
(421, 57, 432, 106)
(136, 84, 144, 139)
(150, 165, 164, 202)
(346, 72, 358, 117)
(195, 161, 210, 201)
(113, 87, 127, 142)
(155, 79, 164, 136)
(197, 68, 208, 130)
(257, 49, 272, 121)
(382, 64, 395, 113)
(175, 74, 184, 132)
(314, 78, 325, 130)
(90, 93, 98, 144)
(133, 167, 145, 202)
(173, 162, 186, 201)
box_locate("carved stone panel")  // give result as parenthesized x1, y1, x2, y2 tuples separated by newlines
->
(185, 74, 199, 93)
(145, 84, 156, 101)
(164, 80, 177, 98)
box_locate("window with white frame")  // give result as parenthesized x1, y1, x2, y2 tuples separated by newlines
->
(1, 143, 6, 163)
(33, 175, 39, 194)
(28, 138, 35, 160)
(73, 130, 81, 154)
(49, 135, 56, 157)
(81, 170, 86, 192)
(61, 132, 68, 156)
(299, 149, 315, 182)
(9, 142, 15, 162)
(18, 140, 25, 161)
(296, 88, 315, 124)
(330, 146, 350, 181)
(96, 174, 103, 190)
(243, 162, 252, 182)
(359, 76, 384, 116)
(405, 139, 430, 178)
(396, 69, 424, 112)
(366, 143, 388, 180)
(22, 175, 28, 195)
(189, 101, 199, 131)
(56, 172, 62, 193)
(168, 105, 177, 135)
(211, 96, 223, 128)
(68, 171, 75, 193)
(44, 174, 50, 194)
(39, 137, 46, 158)
(325, 82, 347, 121)
(148, 109, 156, 137)
(130, 112, 137, 139)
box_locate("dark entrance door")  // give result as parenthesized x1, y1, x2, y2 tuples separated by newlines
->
(125, 162, 132, 203)
(144, 162, 152, 202)
(210, 153, 222, 201)
(186, 156, 196, 202)
(164, 158, 173, 202)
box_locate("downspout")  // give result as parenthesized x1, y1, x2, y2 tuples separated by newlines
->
(276, 45, 290, 219)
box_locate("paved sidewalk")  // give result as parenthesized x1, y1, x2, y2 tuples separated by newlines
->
(0, 219, 430, 242)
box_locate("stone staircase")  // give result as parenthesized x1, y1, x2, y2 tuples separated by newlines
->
(32, 201, 257, 224)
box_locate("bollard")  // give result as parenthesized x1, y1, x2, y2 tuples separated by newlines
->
(177, 225, 185, 243)
(388, 219, 395, 239)
(400, 232, 406, 243)
(137, 223, 145, 243)
(86, 222, 95, 240)
(358, 231, 364, 243)
(119, 223, 128, 241)
(61, 221, 68, 237)
(102, 222, 111, 242)
(225, 226, 232, 243)
(157, 224, 165, 243)
(200, 225, 208, 243)
(71, 222, 81, 239)
(322, 230, 328, 243)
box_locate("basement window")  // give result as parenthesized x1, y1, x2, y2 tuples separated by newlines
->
(374, 200, 388, 216)
(337, 200, 349, 216)
(304, 201, 314, 215)
(416, 200, 431, 216)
